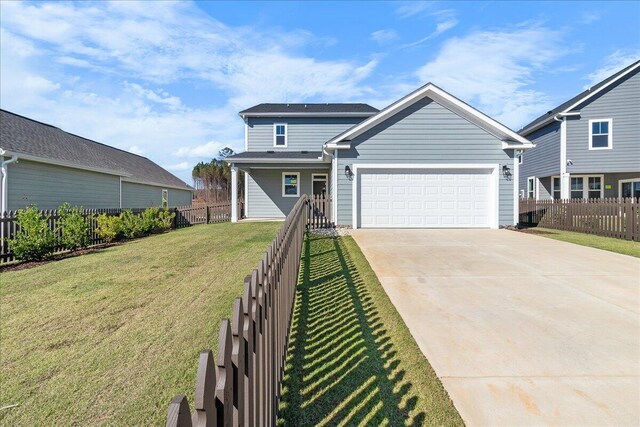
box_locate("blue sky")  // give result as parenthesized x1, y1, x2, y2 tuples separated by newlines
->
(1, 1, 639, 183)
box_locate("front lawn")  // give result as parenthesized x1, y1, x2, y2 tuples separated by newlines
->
(527, 227, 640, 258)
(279, 234, 463, 426)
(0, 221, 281, 425)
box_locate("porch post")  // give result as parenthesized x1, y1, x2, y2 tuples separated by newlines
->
(231, 166, 238, 222)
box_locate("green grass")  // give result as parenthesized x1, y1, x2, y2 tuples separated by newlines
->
(533, 227, 640, 258)
(0, 221, 281, 426)
(278, 234, 463, 426)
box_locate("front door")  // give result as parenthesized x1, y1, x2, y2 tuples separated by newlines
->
(312, 174, 328, 197)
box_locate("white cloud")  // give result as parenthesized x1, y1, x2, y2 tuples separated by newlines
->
(585, 49, 640, 87)
(128, 145, 145, 156)
(173, 141, 225, 158)
(165, 161, 192, 172)
(402, 18, 458, 48)
(395, 1, 433, 18)
(0, 1, 380, 182)
(371, 29, 398, 45)
(578, 12, 600, 25)
(416, 24, 566, 128)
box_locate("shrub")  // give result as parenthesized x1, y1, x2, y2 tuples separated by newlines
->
(157, 208, 175, 231)
(58, 203, 91, 251)
(96, 213, 123, 243)
(9, 206, 55, 261)
(140, 207, 160, 235)
(120, 210, 144, 239)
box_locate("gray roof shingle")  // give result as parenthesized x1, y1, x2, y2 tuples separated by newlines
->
(519, 59, 640, 135)
(239, 103, 378, 116)
(0, 110, 191, 189)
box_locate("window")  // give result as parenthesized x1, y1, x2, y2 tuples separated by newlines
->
(282, 172, 299, 197)
(619, 179, 640, 199)
(552, 177, 561, 200)
(589, 119, 612, 149)
(527, 177, 536, 199)
(570, 177, 583, 199)
(274, 123, 287, 147)
(162, 189, 168, 208)
(587, 177, 602, 199)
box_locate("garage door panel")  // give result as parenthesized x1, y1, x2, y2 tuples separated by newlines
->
(359, 169, 493, 228)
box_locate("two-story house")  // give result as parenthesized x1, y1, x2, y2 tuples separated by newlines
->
(226, 83, 534, 229)
(519, 60, 640, 201)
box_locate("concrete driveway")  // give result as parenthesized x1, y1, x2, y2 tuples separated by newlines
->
(351, 229, 640, 426)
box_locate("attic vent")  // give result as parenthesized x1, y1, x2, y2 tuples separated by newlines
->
(300, 150, 308, 154)
(304, 104, 307, 108)
(267, 150, 275, 153)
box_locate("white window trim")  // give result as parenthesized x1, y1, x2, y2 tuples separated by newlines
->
(527, 176, 537, 199)
(551, 175, 561, 200)
(565, 174, 605, 199)
(162, 189, 168, 208)
(588, 118, 612, 150)
(618, 178, 640, 199)
(282, 171, 300, 197)
(311, 173, 328, 197)
(351, 164, 500, 229)
(273, 123, 288, 147)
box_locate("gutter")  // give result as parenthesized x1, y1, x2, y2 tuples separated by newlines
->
(1, 149, 19, 215)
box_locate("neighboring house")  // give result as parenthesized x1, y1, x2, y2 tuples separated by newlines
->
(226, 84, 534, 228)
(518, 60, 640, 201)
(0, 110, 192, 212)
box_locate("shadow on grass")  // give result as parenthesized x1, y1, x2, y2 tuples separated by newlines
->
(278, 234, 427, 426)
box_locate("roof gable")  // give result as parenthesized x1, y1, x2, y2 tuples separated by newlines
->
(325, 83, 532, 150)
(519, 59, 640, 136)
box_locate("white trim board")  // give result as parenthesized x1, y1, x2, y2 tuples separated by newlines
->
(325, 83, 533, 150)
(351, 163, 500, 229)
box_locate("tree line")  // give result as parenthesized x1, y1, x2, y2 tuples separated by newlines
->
(191, 147, 244, 204)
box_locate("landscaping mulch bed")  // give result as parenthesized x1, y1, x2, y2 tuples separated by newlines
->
(513, 227, 558, 235)
(0, 243, 120, 273)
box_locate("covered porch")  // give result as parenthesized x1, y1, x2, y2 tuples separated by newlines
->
(226, 151, 332, 222)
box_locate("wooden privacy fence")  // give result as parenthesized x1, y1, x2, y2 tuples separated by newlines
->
(166, 195, 309, 427)
(519, 197, 640, 241)
(0, 202, 244, 263)
(307, 195, 333, 229)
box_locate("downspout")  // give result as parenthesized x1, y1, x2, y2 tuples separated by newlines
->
(0, 149, 19, 215)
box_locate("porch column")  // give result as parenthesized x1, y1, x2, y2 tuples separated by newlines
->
(231, 166, 238, 222)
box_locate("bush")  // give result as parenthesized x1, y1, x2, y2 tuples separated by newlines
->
(120, 210, 144, 239)
(140, 207, 160, 235)
(157, 208, 175, 231)
(96, 213, 123, 243)
(58, 203, 91, 251)
(9, 206, 55, 261)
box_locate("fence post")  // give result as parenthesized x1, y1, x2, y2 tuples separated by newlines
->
(231, 298, 245, 427)
(167, 395, 193, 427)
(192, 350, 217, 427)
(215, 320, 233, 426)
(242, 276, 254, 426)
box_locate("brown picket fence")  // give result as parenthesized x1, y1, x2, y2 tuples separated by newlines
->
(0, 202, 244, 263)
(519, 197, 640, 241)
(166, 195, 309, 427)
(307, 195, 333, 229)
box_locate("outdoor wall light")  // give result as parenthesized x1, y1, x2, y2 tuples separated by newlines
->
(345, 165, 353, 179)
(502, 164, 512, 178)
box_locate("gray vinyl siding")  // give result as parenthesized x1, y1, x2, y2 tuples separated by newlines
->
(567, 70, 640, 174)
(246, 168, 329, 218)
(7, 159, 119, 210)
(246, 117, 365, 151)
(335, 97, 515, 226)
(121, 181, 192, 208)
(604, 173, 640, 198)
(518, 121, 561, 195)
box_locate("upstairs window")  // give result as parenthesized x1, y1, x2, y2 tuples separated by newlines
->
(274, 123, 287, 147)
(589, 119, 612, 149)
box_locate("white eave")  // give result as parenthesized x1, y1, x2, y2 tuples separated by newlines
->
(225, 157, 327, 164)
(323, 83, 534, 151)
(520, 60, 640, 136)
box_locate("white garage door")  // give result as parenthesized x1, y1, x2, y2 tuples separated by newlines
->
(359, 168, 494, 228)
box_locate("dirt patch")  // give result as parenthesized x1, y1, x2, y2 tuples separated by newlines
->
(514, 228, 558, 235)
(0, 243, 122, 273)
